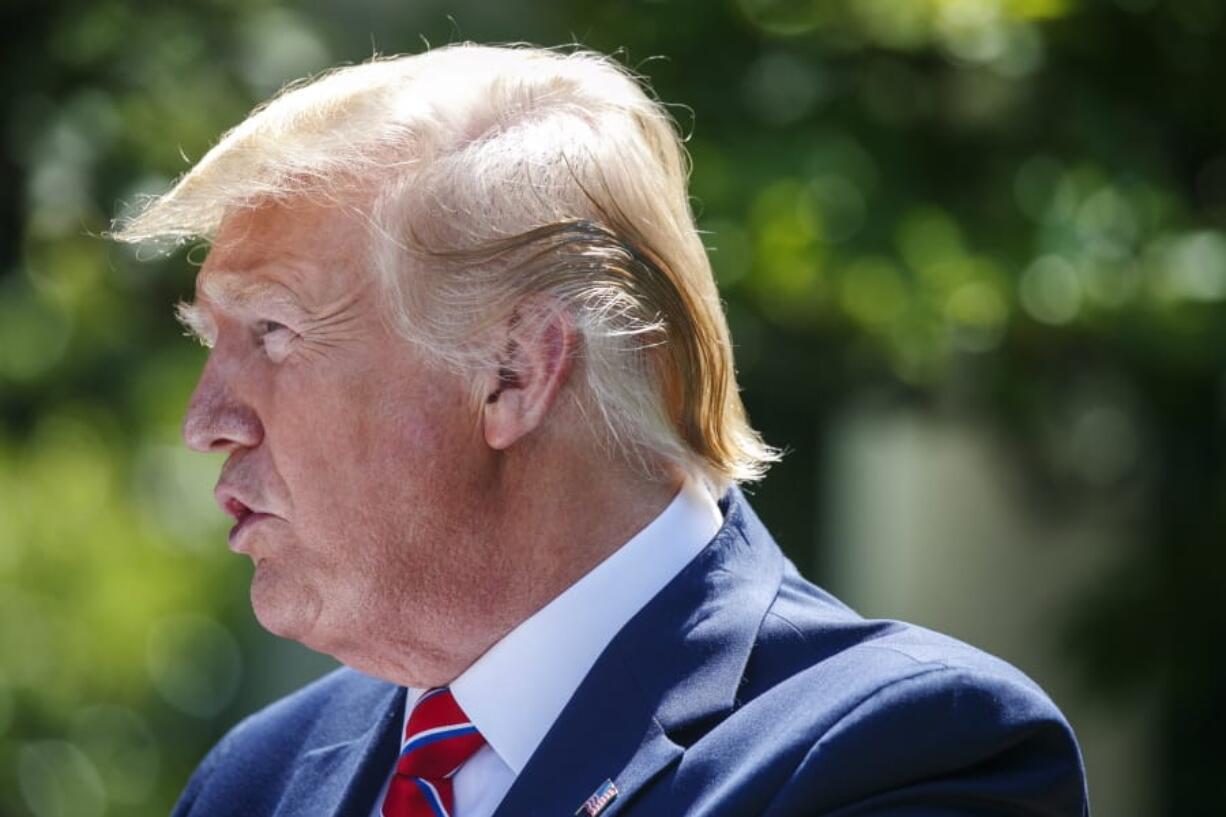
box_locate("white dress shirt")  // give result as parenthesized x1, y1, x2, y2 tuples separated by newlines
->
(368, 477, 723, 817)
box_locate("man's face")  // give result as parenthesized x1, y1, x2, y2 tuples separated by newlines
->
(181, 198, 501, 676)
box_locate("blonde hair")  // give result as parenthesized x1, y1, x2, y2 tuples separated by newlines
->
(113, 43, 779, 490)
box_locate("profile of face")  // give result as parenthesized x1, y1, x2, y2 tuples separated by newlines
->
(181, 198, 506, 680)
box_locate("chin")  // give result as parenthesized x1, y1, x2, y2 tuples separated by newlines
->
(249, 560, 323, 644)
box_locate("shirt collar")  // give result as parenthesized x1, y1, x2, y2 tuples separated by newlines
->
(402, 477, 722, 774)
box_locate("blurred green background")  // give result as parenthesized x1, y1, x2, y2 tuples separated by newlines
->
(2, 0, 1223, 814)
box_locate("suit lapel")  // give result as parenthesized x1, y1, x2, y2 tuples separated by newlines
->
(489, 650, 682, 817)
(492, 488, 786, 817)
(272, 683, 404, 817)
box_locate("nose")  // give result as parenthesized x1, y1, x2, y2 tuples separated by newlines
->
(182, 359, 264, 453)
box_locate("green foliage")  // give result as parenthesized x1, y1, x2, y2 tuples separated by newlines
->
(2, 0, 1224, 813)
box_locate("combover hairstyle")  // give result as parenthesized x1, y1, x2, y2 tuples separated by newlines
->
(113, 43, 779, 490)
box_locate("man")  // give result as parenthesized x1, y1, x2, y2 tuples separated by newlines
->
(115, 44, 1088, 816)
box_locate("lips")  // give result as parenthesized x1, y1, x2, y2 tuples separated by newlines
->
(222, 495, 253, 521)
(215, 484, 278, 552)
(228, 509, 274, 551)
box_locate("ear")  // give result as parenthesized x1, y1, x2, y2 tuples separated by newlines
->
(481, 299, 578, 450)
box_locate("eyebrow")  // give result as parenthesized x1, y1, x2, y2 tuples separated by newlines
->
(175, 271, 311, 347)
(175, 300, 216, 347)
(201, 272, 309, 312)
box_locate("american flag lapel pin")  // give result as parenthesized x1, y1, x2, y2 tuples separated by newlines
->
(575, 778, 618, 817)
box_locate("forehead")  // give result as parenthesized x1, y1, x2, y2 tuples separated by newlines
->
(196, 198, 366, 309)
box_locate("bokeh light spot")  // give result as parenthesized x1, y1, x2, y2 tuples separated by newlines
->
(897, 206, 967, 285)
(69, 705, 160, 805)
(238, 9, 332, 98)
(850, 0, 931, 49)
(937, 0, 1010, 65)
(134, 443, 226, 548)
(1149, 230, 1226, 302)
(18, 741, 105, 817)
(741, 51, 827, 125)
(147, 613, 242, 718)
(991, 22, 1045, 78)
(1080, 257, 1140, 308)
(839, 256, 908, 328)
(1070, 404, 1140, 486)
(1076, 186, 1139, 248)
(1020, 255, 1082, 325)
(736, 0, 833, 36)
(946, 280, 1008, 352)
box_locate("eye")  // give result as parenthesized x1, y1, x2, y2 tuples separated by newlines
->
(254, 319, 295, 361)
(255, 319, 289, 337)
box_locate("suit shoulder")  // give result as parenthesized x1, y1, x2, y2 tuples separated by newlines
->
(751, 561, 1057, 708)
(748, 603, 1073, 740)
(188, 667, 393, 789)
(218, 665, 395, 754)
(736, 568, 1087, 813)
(739, 657, 1088, 815)
(171, 667, 398, 817)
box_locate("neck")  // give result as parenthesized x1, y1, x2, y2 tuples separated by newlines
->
(479, 446, 686, 645)
(351, 438, 686, 688)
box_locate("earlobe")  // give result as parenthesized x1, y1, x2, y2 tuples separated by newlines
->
(484, 388, 526, 450)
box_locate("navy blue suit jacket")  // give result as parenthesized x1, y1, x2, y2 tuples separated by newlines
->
(172, 487, 1089, 816)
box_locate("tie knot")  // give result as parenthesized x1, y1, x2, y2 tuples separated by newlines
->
(396, 687, 485, 781)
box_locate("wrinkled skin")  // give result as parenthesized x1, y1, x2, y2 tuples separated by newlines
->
(181, 197, 679, 685)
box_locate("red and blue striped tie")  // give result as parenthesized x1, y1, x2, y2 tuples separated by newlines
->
(381, 687, 486, 817)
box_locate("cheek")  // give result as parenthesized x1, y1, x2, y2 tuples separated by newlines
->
(267, 363, 388, 475)
(275, 364, 484, 529)
(263, 345, 487, 544)
(359, 362, 480, 465)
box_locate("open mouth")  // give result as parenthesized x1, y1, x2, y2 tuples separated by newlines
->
(224, 496, 252, 521)
(226, 499, 271, 550)
(225, 497, 252, 521)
